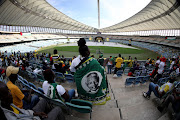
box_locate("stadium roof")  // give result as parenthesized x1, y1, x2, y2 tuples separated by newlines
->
(0, 0, 97, 32)
(0, 0, 180, 33)
(100, 0, 180, 32)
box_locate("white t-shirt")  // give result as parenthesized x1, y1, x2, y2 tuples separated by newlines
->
(70, 55, 82, 73)
(155, 60, 160, 65)
(159, 82, 173, 93)
(170, 61, 175, 70)
(176, 68, 179, 75)
(158, 61, 165, 74)
(42, 81, 66, 96)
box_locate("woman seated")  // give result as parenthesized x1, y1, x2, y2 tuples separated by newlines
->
(71, 38, 110, 105)
(42, 69, 75, 102)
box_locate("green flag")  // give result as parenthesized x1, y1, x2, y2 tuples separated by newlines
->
(74, 57, 110, 105)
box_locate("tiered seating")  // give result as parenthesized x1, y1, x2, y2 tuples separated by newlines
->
(125, 75, 150, 87)
(13, 74, 93, 119)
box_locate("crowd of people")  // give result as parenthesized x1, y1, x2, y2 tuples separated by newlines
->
(0, 38, 111, 120)
(0, 38, 179, 120)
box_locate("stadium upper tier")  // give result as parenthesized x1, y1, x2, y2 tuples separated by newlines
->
(0, 0, 97, 32)
(0, 34, 66, 43)
(0, 0, 180, 33)
(100, 0, 180, 32)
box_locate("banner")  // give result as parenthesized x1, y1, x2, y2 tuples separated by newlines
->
(74, 57, 110, 105)
(165, 36, 176, 40)
(20, 32, 31, 36)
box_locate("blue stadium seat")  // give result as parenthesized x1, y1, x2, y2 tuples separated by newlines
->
(29, 82, 37, 89)
(54, 72, 65, 82)
(38, 87, 44, 94)
(125, 77, 136, 87)
(135, 76, 144, 85)
(116, 70, 123, 77)
(22, 79, 29, 85)
(64, 74, 74, 82)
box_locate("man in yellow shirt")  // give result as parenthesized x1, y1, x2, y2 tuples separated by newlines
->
(114, 54, 123, 74)
(0, 81, 65, 120)
(6, 66, 39, 110)
(143, 72, 176, 99)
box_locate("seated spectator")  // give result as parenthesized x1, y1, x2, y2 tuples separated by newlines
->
(0, 81, 65, 120)
(149, 66, 158, 81)
(42, 69, 75, 102)
(143, 72, 176, 99)
(141, 66, 147, 75)
(70, 54, 81, 74)
(170, 58, 176, 70)
(25, 62, 33, 72)
(132, 63, 140, 74)
(42, 61, 49, 70)
(6, 66, 39, 110)
(154, 57, 166, 83)
(176, 65, 180, 76)
(157, 85, 180, 114)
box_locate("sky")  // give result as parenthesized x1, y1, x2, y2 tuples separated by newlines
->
(46, 0, 151, 29)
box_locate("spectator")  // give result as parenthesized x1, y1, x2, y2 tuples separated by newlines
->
(6, 66, 39, 110)
(107, 56, 113, 74)
(73, 38, 110, 105)
(128, 56, 133, 67)
(170, 58, 176, 70)
(97, 54, 104, 66)
(133, 57, 138, 67)
(157, 85, 180, 113)
(51, 49, 60, 70)
(42, 69, 75, 102)
(143, 72, 176, 99)
(132, 63, 140, 74)
(114, 54, 123, 74)
(155, 56, 160, 65)
(70, 55, 81, 73)
(0, 81, 65, 120)
(155, 57, 166, 83)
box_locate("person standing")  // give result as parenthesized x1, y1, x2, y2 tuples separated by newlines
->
(107, 56, 113, 74)
(114, 54, 123, 74)
(51, 49, 60, 71)
(97, 54, 104, 66)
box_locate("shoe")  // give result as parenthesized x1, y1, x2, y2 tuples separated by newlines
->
(113, 74, 118, 78)
(143, 92, 150, 99)
(143, 92, 147, 98)
(157, 106, 164, 113)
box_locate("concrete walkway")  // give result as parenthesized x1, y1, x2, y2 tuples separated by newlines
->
(62, 74, 173, 120)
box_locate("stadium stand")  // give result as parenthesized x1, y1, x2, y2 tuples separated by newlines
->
(0, 0, 180, 119)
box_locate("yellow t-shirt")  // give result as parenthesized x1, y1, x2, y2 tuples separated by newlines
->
(159, 82, 173, 93)
(115, 57, 123, 68)
(7, 81, 25, 109)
